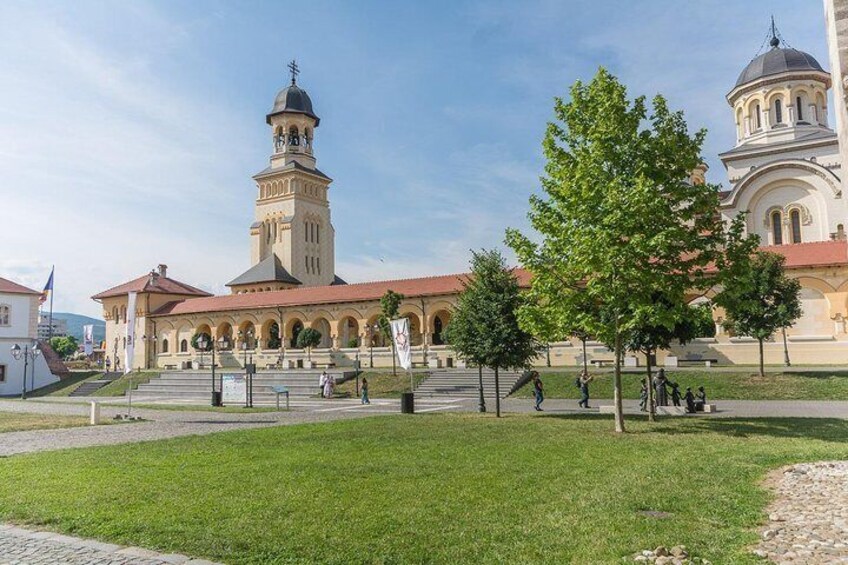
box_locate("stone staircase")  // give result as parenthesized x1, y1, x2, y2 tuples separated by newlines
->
(414, 370, 526, 399)
(134, 370, 356, 403)
(69, 372, 123, 396)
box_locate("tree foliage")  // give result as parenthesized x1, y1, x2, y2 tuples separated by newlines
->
(296, 328, 322, 350)
(378, 290, 404, 341)
(714, 250, 802, 376)
(49, 335, 78, 359)
(506, 68, 726, 432)
(444, 249, 541, 416)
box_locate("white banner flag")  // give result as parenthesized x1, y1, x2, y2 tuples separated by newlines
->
(124, 291, 137, 374)
(83, 324, 94, 356)
(390, 317, 412, 371)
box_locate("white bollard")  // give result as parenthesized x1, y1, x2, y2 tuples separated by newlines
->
(90, 401, 100, 425)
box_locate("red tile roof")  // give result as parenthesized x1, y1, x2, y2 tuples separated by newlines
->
(760, 240, 848, 268)
(151, 269, 532, 317)
(92, 273, 213, 300)
(0, 277, 40, 295)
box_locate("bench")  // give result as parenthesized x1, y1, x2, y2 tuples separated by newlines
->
(590, 359, 615, 368)
(164, 364, 177, 370)
(665, 356, 718, 368)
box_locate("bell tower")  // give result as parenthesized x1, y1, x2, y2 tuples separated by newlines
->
(227, 61, 338, 294)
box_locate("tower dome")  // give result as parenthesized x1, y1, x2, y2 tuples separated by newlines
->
(735, 46, 826, 88)
(267, 84, 320, 125)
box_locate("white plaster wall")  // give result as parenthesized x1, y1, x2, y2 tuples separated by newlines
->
(0, 293, 36, 340)
(790, 287, 833, 336)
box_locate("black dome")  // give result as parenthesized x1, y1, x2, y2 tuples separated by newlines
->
(735, 46, 826, 87)
(267, 84, 319, 125)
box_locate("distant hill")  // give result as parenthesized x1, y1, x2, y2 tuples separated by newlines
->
(51, 312, 106, 343)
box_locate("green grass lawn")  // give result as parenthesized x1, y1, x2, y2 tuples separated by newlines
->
(1, 414, 846, 563)
(30, 371, 102, 397)
(103, 403, 280, 414)
(0, 412, 90, 432)
(92, 371, 159, 397)
(336, 371, 426, 398)
(513, 370, 848, 400)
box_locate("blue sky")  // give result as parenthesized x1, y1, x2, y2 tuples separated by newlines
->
(0, 0, 830, 317)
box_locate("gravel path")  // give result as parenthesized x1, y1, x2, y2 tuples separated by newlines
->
(0, 523, 220, 564)
(755, 461, 848, 563)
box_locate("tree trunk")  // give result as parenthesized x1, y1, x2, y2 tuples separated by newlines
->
(613, 334, 625, 433)
(758, 337, 765, 377)
(645, 348, 655, 423)
(494, 365, 501, 418)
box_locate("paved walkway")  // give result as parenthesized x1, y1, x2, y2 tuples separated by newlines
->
(0, 397, 464, 456)
(0, 523, 220, 564)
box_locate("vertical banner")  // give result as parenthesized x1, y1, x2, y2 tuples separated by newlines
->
(390, 317, 412, 370)
(125, 291, 137, 374)
(83, 324, 94, 356)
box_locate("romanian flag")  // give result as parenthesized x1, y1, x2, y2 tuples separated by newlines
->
(40, 267, 54, 305)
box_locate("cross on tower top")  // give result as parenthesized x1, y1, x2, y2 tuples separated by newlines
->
(288, 60, 300, 85)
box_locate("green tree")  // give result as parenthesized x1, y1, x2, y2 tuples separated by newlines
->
(443, 249, 541, 417)
(296, 328, 322, 361)
(191, 332, 212, 351)
(49, 335, 78, 359)
(379, 290, 404, 376)
(266, 322, 281, 350)
(714, 251, 802, 377)
(506, 68, 724, 432)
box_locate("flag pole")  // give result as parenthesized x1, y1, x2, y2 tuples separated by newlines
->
(47, 267, 54, 342)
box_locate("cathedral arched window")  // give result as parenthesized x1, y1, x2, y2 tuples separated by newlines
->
(180, 339, 188, 353)
(796, 96, 804, 121)
(161, 339, 169, 353)
(0, 305, 9, 326)
(774, 99, 782, 124)
(112, 306, 119, 324)
(790, 210, 802, 244)
(771, 211, 783, 245)
(755, 104, 762, 130)
(289, 126, 300, 146)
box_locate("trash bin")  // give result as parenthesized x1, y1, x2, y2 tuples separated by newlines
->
(401, 392, 414, 414)
(211, 391, 222, 407)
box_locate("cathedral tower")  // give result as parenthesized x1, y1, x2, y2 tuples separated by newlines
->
(228, 62, 340, 294)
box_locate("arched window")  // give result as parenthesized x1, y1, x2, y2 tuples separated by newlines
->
(161, 339, 169, 353)
(122, 337, 126, 350)
(774, 99, 782, 124)
(120, 306, 126, 322)
(796, 96, 804, 121)
(790, 210, 802, 243)
(771, 211, 783, 245)
(305, 256, 310, 273)
(180, 339, 188, 353)
(289, 126, 300, 146)
(112, 306, 118, 324)
(755, 104, 762, 129)
(0, 305, 9, 326)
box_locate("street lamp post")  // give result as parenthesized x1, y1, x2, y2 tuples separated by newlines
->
(367, 324, 378, 368)
(11, 342, 41, 400)
(478, 364, 486, 413)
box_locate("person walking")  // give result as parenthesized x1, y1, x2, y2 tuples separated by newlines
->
(361, 377, 370, 405)
(319, 371, 328, 398)
(639, 379, 649, 412)
(323, 373, 335, 399)
(532, 372, 544, 411)
(578, 371, 593, 409)
(105, 357, 112, 373)
(654, 368, 669, 407)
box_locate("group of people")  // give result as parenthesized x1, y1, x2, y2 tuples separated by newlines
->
(318, 371, 370, 404)
(104, 356, 121, 372)
(531, 370, 594, 412)
(318, 371, 335, 399)
(640, 368, 707, 413)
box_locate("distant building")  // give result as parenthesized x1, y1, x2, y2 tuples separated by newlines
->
(0, 277, 61, 395)
(37, 315, 68, 340)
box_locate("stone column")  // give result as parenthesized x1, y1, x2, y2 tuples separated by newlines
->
(809, 104, 819, 126)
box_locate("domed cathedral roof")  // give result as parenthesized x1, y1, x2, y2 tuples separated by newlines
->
(732, 21, 829, 92)
(266, 60, 320, 125)
(735, 47, 825, 87)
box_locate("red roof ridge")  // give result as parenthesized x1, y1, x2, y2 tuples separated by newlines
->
(0, 277, 40, 295)
(92, 272, 212, 300)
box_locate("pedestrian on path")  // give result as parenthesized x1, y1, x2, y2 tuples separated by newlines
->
(654, 368, 669, 406)
(670, 382, 682, 407)
(361, 377, 370, 404)
(578, 371, 593, 409)
(323, 373, 335, 399)
(532, 372, 544, 411)
(319, 371, 328, 398)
